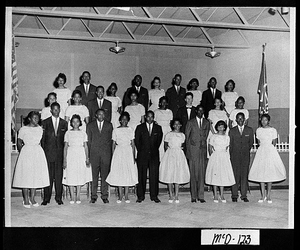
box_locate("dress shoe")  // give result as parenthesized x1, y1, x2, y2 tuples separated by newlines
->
(41, 201, 49, 206)
(151, 197, 161, 203)
(136, 198, 143, 203)
(191, 199, 197, 203)
(198, 199, 206, 203)
(90, 198, 97, 203)
(57, 200, 64, 205)
(232, 198, 238, 202)
(102, 198, 109, 204)
(241, 198, 249, 202)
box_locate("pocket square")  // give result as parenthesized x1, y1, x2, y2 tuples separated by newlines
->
(245, 134, 250, 136)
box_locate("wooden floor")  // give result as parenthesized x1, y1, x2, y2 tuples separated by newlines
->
(9, 189, 289, 228)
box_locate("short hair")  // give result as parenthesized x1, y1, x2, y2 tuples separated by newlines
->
(214, 120, 227, 131)
(96, 85, 105, 92)
(207, 77, 217, 89)
(131, 75, 142, 87)
(72, 89, 83, 98)
(96, 108, 105, 115)
(119, 111, 130, 122)
(213, 97, 224, 110)
(47, 92, 57, 99)
(50, 102, 60, 110)
(261, 113, 271, 121)
(81, 71, 91, 78)
(170, 118, 182, 129)
(127, 88, 140, 99)
(23, 111, 40, 126)
(171, 74, 182, 85)
(146, 110, 155, 117)
(224, 79, 236, 92)
(187, 78, 199, 90)
(236, 112, 245, 119)
(195, 104, 205, 112)
(70, 114, 82, 127)
(106, 82, 118, 96)
(159, 96, 169, 104)
(185, 92, 194, 99)
(235, 96, 245, 108)
(150, 76, 161, 89)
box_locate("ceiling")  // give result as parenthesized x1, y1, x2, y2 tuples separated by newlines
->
(12, 7, 290, 49)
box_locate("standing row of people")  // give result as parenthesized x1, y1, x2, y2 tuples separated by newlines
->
(12, 71, 286, 208)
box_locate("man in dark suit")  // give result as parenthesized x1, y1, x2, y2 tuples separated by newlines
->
(185, 105, 210, 203)
(75, 71, 97, 107)
(123, 75, 149, 110)
(229, 112, 254, 202)
(41, 102, 68, 205)
(176, 92, 197, 133)
(87, 85, 112, 122)
(201, 77, 222, 119)
(165, 74, 186, 117)
(86, 108, 113, 204)
(134, 110, 163, 203)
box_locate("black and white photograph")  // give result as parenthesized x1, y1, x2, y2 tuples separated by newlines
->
(4, 5, 295, 249)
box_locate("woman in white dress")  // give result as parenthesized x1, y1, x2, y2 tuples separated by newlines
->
(222, 79, 239, 116)
(65, 90, 89, 132)
(154, 96, 173, 161)
(12, 111, 49, 208)
(248, 114, 286, 203)
(148, 76, 165, 111)
(106, 112, 138, 203)
(124, 89, 145, 132)
(186, 78, 202, 107)
(159, 119, 190, 203)
(52, 73, 72, 118)
(206, 120, 235, 203)
(63, 114, 92, 204)
(229, 96, 249, 129)
(105, 82, 122, 129)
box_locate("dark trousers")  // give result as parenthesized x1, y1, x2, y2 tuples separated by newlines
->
(91, 157, 110, 200)
(43, 161, 63, 202)
(137, 158, 159, 200)
(231, 164, 249, 199)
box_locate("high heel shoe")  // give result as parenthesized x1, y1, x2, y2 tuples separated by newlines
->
(213, 196, 219, 203)
(258, 197, 266, 203)
(220, 197, 226, 203)
(76, 200, 81, 204)
(29, 201, 39, 207)
(168, 198, 174, 203)
(125, 199, 130, 203)
(267, 198, 272, 204)
(22, 201, 31, 208)
(70, 200, 75, 204)
(116, 199, 122, 203)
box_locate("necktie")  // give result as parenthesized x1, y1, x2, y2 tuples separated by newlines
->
(149, 123, 152, 136)
(54, 117, 58, 136)
(199, 118, 202, 128)
(99, 121, 102, 133)
(239, 126, 243, 135)
(85, 84, 89, 96)
(177, 86, 179, 94)
(212, 89, 215, 99)
(99, 99, 102, 108)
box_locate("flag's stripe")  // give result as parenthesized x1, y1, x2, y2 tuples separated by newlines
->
(11, 33, 19, 134)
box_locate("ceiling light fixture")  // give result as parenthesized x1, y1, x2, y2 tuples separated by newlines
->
(109, 41, 125, 54)
(205, 46, 221, 58)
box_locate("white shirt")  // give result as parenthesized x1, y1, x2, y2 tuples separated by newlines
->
(238, 125, 244, 134)
(196, 116, 203, 128)
(210, 87, 215, 97)
(186, 106, 192, 120)
(51, 116, 59, 133)
(84, 83, 90, 94)
(135, 86, 140, 93)
(97, 120, 104, 131)
(97, 97, 103, 108)
(147, 122, 153, 135)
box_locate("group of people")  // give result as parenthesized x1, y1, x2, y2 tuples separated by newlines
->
(12, 71, 286, 208)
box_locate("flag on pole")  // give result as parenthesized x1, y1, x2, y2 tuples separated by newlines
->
(11, 32, 19, 136)
(257, 43, 268, 117)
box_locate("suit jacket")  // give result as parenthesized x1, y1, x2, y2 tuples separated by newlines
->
(41, 117, 68, 163)
(87, 98, 112, 122)
(75, 83, 97, 107)
(86, 120, 113, 165)
(165, 86, 186, 117)
(134, 122, 163, 162)
(185, 117, 210, 160)
(176, 106, 197, 133)
(123, 86, 149, 110)
(229, 125, 254, 167)
(201, 88, 222, 118)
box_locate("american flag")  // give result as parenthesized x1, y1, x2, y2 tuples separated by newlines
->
(11, 33, 19, 136)
(257, 44, 268, 116)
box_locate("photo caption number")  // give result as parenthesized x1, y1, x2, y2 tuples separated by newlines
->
(212, 233, 251, 245)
